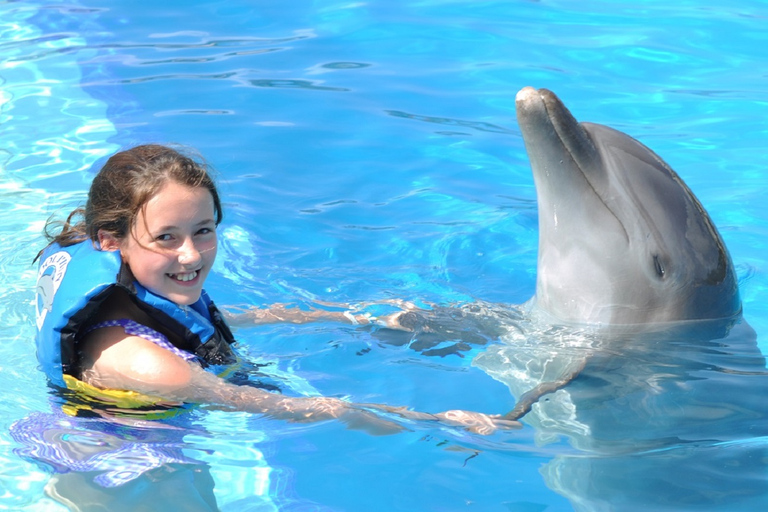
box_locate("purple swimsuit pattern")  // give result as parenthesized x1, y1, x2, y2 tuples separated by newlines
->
(84, 319, 197, 362)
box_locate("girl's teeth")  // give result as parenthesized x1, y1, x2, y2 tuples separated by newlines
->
(172, 271, 198, 282)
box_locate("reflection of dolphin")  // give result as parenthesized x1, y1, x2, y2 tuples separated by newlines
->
(472, 88, 768, 510)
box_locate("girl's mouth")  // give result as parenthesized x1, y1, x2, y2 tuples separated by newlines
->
(169, 270, 199, 283)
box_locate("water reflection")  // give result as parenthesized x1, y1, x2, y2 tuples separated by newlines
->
(475, 318, 768, 510)
(10, 405, 219, 511)
(386, 109, 517, 134)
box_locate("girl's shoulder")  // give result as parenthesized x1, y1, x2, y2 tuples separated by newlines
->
(78, 321, 193, 394)
(78, 290, 194, 393)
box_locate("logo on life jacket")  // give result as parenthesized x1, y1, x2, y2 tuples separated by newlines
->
(36, 251, 71, 330)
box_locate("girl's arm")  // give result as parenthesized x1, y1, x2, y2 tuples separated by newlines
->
(79, 329, 519, 435)
(224, 302, 409, 330)
(225, 303, 372, 327)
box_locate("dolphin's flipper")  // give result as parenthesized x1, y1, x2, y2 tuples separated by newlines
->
(503, 356, 587, 421)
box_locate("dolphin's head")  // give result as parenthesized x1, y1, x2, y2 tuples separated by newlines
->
(516, 87, 740, 326)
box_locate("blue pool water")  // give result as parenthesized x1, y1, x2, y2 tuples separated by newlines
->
(2, 0, 768, 510)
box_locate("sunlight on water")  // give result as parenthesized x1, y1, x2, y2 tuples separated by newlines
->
(0, 4, 119, 511)
(186, 412, 276, 511)
(2, 0, 768, 510)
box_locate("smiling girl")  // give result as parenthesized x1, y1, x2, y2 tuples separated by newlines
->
(35, 144, 515, 433)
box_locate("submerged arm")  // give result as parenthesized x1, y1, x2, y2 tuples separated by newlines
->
(224, 301, 411, 330)
(224, 303, 372, 327)
(81, 331, 370, 423)
(180, 365, 521, 434)
(79, 330, 518, 434)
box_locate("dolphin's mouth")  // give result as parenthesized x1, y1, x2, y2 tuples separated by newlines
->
(518, 87, 597, 173)
(516, 86, 629, 242)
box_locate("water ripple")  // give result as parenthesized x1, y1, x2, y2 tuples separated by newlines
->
(248, 78, 350, 92)
(386, 110, 516, 134)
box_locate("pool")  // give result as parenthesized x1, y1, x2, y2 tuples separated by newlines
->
(2, 0, 768, 510)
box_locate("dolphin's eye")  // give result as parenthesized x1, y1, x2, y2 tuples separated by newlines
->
(653, 254, 666, 279)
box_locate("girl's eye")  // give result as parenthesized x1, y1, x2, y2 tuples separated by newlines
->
(197, 227, 214, 236)
(156, 234, 174, 242)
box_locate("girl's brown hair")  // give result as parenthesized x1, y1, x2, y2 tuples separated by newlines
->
(39, 144, 223, 257)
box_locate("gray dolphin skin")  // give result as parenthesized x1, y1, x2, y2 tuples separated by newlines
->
(501, 86, 745, 421)
(471, 87, 768, 510)
(515, 86, 740, 327)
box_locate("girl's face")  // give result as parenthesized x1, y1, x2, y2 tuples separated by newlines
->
(114, 181, 218, 305)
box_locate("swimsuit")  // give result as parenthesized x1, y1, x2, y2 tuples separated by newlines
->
(83, 319, 199, 362)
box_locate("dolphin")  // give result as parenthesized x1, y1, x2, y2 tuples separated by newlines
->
(487, 87, 745, 420)
(515, 86, 740, 327)
(471, 88, 768, 510)
(382, 88, 741, 352)
(369, 87, 768, 508)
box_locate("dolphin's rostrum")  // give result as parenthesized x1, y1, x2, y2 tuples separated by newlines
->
(516, 86, 739, 328)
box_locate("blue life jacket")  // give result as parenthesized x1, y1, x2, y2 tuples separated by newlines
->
(35, 240, 237, 388)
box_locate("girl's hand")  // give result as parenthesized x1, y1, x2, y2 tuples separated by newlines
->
(433, 410, 523, 435)
(362, 404, 522, 435)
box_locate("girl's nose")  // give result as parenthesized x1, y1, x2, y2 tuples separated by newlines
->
(178, 239, 202, 266)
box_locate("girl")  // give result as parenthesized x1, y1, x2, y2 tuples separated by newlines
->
(35, 144, 516, 434)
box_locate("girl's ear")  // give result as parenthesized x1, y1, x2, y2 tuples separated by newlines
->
(98, 230, 121, 252)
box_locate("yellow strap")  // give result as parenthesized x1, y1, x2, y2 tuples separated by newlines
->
(61, 374, 187, 420)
